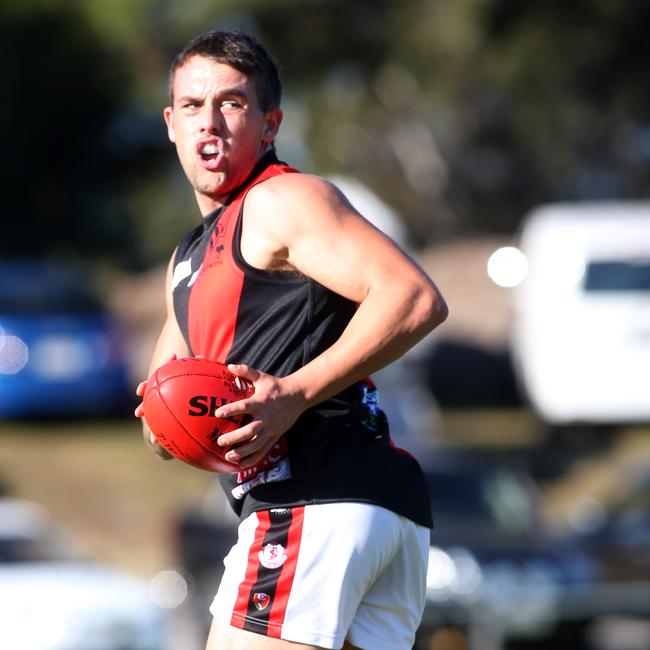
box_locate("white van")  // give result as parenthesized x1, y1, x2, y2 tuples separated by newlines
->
(511, 202, 650, 424)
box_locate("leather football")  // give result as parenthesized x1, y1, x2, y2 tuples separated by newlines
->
(143, 357, 253, 473)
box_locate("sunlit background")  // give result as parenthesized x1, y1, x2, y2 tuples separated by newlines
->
(1, 1, 650, 649)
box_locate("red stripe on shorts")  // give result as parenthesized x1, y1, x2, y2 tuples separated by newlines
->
(230, 511, 272, 628)
(266, 506, 305, 637)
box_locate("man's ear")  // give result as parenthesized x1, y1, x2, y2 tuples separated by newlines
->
(163, 106, 176, 143)
(262, 108, 283, 145)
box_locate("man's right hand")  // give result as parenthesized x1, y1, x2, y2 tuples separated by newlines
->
(136, 251, 189, 462)
(135, 372, 174, 461)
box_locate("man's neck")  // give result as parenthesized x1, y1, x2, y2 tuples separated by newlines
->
(195, 150, 280, 218)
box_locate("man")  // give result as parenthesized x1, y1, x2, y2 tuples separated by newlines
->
(135, 29, 447, 650)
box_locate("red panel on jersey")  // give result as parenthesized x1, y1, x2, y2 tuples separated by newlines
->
(187, 211, 244, 361)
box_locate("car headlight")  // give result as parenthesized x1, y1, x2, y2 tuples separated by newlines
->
(149, 569, 189, 609)
(0, 334, 29, 374)
(426, 546, 483, 601)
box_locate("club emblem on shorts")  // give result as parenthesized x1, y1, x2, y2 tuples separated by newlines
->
(253, 592, 270, 611)
(259, 543, 288, 569)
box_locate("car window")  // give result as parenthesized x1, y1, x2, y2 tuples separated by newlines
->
(482, 470, 537, 532)
(584, 259, 650, 292)
(0, 536, 60, 563)
(426, 469, 536, 534)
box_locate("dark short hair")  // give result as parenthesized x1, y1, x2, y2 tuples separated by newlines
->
(169, 29, 282, 112)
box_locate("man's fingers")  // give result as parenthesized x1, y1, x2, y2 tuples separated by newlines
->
(135, 379, 148, 417)
(136, 353, 179, 401)
(230, 437, 276, 468)
(217, 419, 263, 448)
(227, 363, 260, 383)
(214, 399, 251, 419)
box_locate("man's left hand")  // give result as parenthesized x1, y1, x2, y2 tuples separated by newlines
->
(214, 363, 305, 468)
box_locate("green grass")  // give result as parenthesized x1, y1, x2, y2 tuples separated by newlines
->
(2, 413, 649, 577)
(0, 420, 217, 576)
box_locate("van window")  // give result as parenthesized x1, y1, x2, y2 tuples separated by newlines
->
(584, 260, 650, 292)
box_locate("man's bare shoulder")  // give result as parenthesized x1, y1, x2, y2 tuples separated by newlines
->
(245, 172, 350, 224)
(240, 171, 362, 271)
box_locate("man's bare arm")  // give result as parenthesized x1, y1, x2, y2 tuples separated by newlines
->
(134, 252, 190, 458)
(215, 174, 447, 466)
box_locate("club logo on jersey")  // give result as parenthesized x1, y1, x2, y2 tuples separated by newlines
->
(209, 221, 227, 260)
(253, 592, 270, 611)
(259, 543, 287, 569)
(359, 383, 384, 431)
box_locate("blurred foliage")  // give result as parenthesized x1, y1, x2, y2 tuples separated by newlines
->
(2, 0, 650, 269)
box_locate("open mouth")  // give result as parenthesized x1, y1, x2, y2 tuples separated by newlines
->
(198, 142, 223, 168)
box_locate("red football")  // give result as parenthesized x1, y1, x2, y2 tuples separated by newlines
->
(143, 357, 254, 473)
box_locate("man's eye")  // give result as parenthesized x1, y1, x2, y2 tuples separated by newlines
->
(222, 100, 242, 109)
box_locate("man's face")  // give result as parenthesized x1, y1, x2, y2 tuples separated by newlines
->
(164, 56, 282, 213)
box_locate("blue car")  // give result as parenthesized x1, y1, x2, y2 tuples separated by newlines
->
(0, 261, 131, 418)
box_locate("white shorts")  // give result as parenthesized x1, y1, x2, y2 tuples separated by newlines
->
(209, 502, 429, 650)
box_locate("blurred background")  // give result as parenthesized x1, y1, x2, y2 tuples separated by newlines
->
(1, 1, 650, 649)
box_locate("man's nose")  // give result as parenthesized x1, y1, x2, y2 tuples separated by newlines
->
(199, 104, 224, 132)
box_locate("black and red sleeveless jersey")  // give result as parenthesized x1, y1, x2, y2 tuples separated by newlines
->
(172, 152, 432, 528)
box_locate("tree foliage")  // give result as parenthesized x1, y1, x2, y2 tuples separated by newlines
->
(1, 2, 136, 264)
(2, 0, 649, 267)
